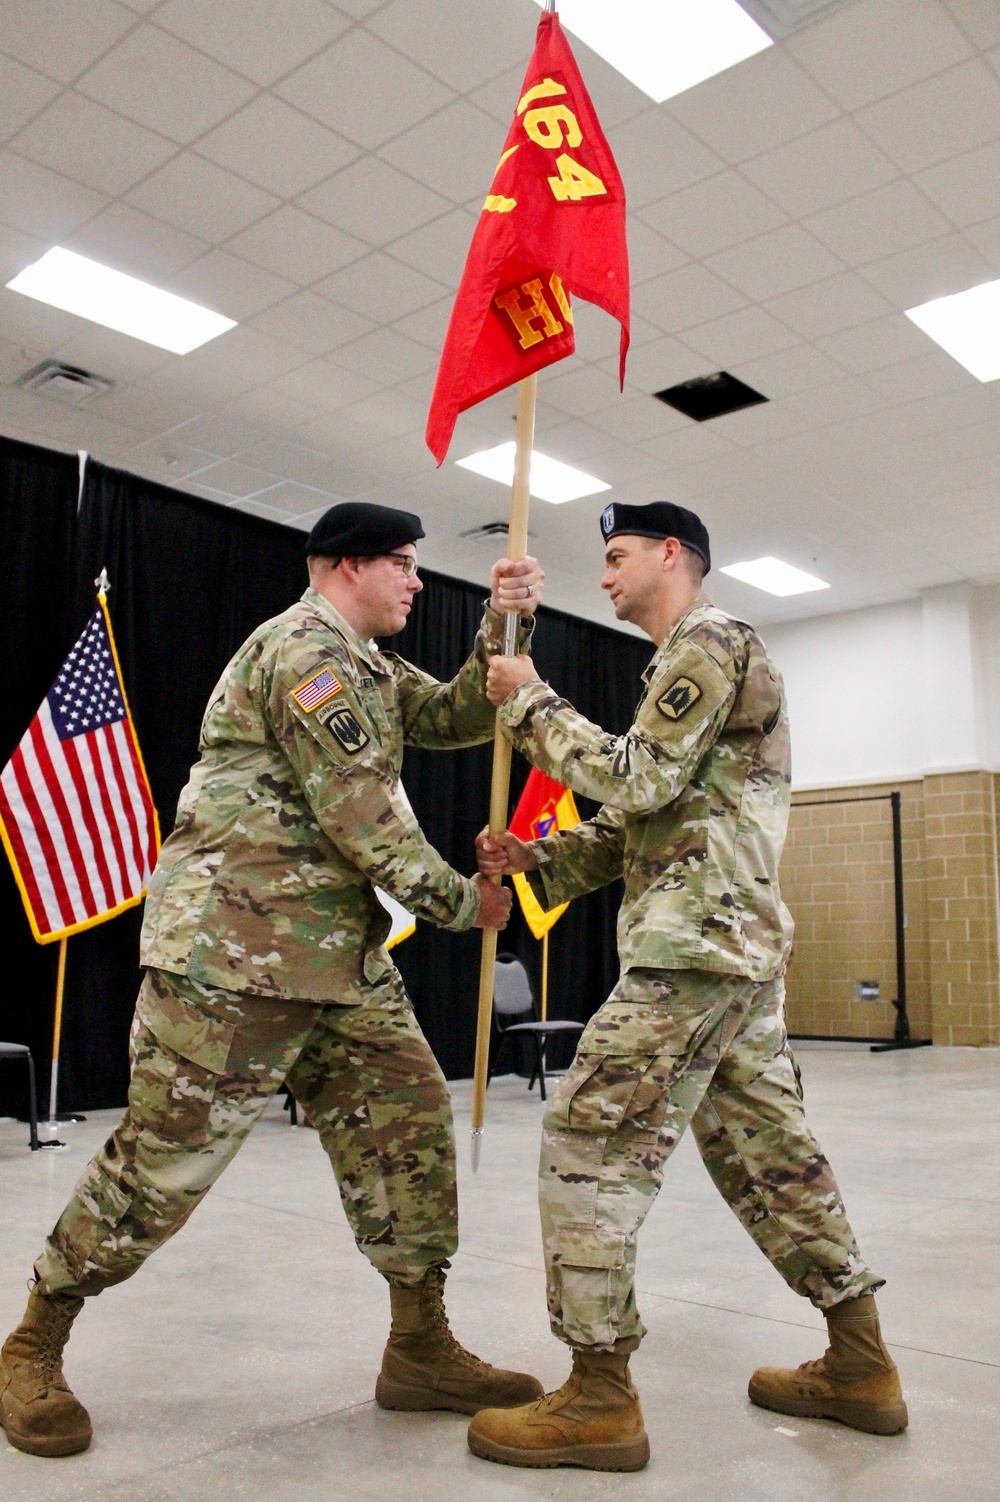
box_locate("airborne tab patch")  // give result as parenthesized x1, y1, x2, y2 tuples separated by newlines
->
(292, 668, 342, 713)
(657, 676, 702, 721)
(318, 702, 370, 755)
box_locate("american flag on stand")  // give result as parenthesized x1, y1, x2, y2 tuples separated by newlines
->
(0, 581, 159, 944)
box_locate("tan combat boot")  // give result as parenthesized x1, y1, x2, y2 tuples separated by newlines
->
(0, 1286, 93, 1456)
(467, 1341, 650, 1471)
(375, 1266, 543, 1415)
(749, 1293, 908, 1435)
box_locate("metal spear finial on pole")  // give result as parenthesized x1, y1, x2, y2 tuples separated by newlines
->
(470, 373, 537, 1171)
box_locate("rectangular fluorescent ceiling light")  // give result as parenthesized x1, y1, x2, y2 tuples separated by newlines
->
(456, 441, 610, 504)
(535, 0, 772, 103)
(905, 280, 1000, 382)
(720, 556, 829, 596)
(6, 247, 236, 354)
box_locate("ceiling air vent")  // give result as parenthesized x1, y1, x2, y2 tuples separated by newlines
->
(739, 0, 858, 39)
(15, 360, 115, 406)
(462, 521, 512, 544)
(656, 371, 767, 422)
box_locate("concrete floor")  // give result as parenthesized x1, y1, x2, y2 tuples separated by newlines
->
(1, 1042, 998, 1502)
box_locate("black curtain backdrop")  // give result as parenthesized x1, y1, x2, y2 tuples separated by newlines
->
(2, 451, 652, 1114)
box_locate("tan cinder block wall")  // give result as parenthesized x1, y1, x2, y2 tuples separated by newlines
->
(782, 773, 999, 1045)
(923, 772, 1000, 1046)
(782, 782, 930, 1042)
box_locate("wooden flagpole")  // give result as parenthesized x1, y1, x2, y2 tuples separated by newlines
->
(470, 372, 536, 1170)
(46, 936, 68, 1127)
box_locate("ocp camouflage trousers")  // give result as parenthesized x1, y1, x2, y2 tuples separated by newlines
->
(541, 968, 881, 1349)
(36, 967, 457, 1297)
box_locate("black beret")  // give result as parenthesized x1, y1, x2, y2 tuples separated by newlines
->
(599, 500, 711, 574)
(306, 501, 425, 559)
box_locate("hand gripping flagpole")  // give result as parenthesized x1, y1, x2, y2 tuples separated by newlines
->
(470, 372, 536, 1171)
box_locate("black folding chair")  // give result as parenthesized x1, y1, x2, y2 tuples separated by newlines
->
(0, 1042, 41, 1150)
(487, 953, 584, 1103)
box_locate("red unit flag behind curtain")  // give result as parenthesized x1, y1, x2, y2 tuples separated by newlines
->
(426, 8, 629, 464)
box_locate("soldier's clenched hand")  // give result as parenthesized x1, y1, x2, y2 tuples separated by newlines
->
(476, 826, 538, 876)
(471, 873, 513, 928)
(487, 654, 540, 706)
(490, 556, 545, 616)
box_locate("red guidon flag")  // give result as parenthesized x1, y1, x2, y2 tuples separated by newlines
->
(509, 767, 580, 941)
(0, 585, 159, 943)
(426, 8, 629, 464)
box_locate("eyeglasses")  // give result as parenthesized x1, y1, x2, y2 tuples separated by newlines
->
(380, 552, 419, 577)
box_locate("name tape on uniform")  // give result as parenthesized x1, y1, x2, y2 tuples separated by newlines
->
(292, 667, 343, 712)
(657, 676, 702, 721)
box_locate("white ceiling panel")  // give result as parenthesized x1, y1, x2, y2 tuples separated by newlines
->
(679, 306, 801, 366)
(815, 313, 937, 373)
(607, 112, 726, 211)
(9, 92, 177, 197)
(189, 459, 283, 498)
(196, 97, 360, 198)
(366, 0, 536, 93)
(740, 118, 900, 220)
(0, 150, 107, 239)
(633, 262, 747, 334)
(641, 171, 788, 259)
(378, 99, 509, 205)
(804, 180, 951, 264)
(317, 251, 448, 320)
(611, 335, 708, 395)
(299, 157, 452, 246)
(705, 224, 844, 301)
(275, 30, 454, 149)
(766, 271, 897, 339)
(855, 58, 1000, 174)
(330, 326, 438, 385)
(385, 210, 479, 287)
(272, 357, 381, 414)
(786, 0, 974, 110)
(249, 290, 375, 356)
(226, 206, 367, 285)
(730, 342, 847, 396)
(0, 0, 137, 86)
(859, 233, 995, 308)
(166, 249, 296, 322)
(964, 214, 1000, 272)
(0, 56, 62, 143)
(914, 140, 1000, 227)
(154, 0, 351, 88)
(666, 46, 840, 163)
(76, 27, 256, 143)
(126, 154, 279, 243)
(63, 201, 208, 280)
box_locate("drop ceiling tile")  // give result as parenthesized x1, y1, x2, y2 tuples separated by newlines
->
(251, 479, 339, 514)
(300, 157, 452, 246)
(219, 384, 324, 435)
(385, 209, 478, 287)
(706, 224, 844, 302)
(127, 438, 220, 479)
(167, 250, 296, 320)
(51, 322, 176, 381)
(0, 56, 61, 142)
(191, 459, 283, 498)
(536, 362, 628, 420)
(680, 307, 801, 367)
(378, 99, 505, 206)
(1, 0, 137, 85)
(964, 214, 1000, 274)
(804, 181, 951, 265)
(366, 0, 537, 93)
(77, 27, 256, 143)
(786, 0, 974, 111)
(0, 222, 47, 283)
(249, 290, 375, 356)
(126, 153, 279, 243)
(351, 432, 430, 483)
(740, 118, 899, 221)
(564, 299, 632, 365)
(856, 59, 1000, 175)
(865, 349, 978, 402)
(196, 96, 360, 198)
(154, 0, 350, 87)
(336, 388, 428, 443)
(10, 92, 177, 196)
(470, 45, 646, 135)
(275, 30, 454, 150)
(667, 47, 839, 163)
(230, 441, 338, 488)
(915, 141, 1000, 229)
(783, 374, 888, 426)
(625, 219, 688, 286)
(94, 373, 208, 433)
(709, 400, 808, 449)
(169, 407, 291, 456)
(766, 271, 897, 340)
(638, 423, 736, 470)
(640, 172, 787, 260)
(633, 263, 747, 335)
(590, 393, 689, 445)
(613, 333, 710, 394)
(390, 295, 452, 351)
(317, 251, 448, 319)
(0, 150, 107, 239)
(859, 233, 994, 308)
(330, 326, 437, 384)
(226, 207, 367, 285)
(605, 112, 726, 211)
(946, 0, 1000, 48)
(535, 419, 620, 465)
(273, 358, 381, 414)
(729, 343, 847, 398)
(816, 313, 935, 373)
(63, 201, 208, 280)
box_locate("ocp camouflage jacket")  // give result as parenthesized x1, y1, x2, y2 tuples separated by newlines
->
(141, 588, 527, 1003)
(501, 598, 794, 981)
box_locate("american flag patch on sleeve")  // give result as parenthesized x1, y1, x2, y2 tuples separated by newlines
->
(292, 668, 343, 712)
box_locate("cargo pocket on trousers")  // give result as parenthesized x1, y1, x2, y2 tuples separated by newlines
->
(58, 1159, 134, 1276)
(553, 1225, 627, 1271)
(132, 979, 237, 1143)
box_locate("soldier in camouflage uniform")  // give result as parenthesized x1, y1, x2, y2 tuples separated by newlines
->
(468, 501, 907, 1472)
(0, 502, 545, 1459)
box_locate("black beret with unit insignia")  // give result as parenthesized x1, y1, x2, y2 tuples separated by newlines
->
(306, 501, 425, 559)
(599, 501, 711, 574)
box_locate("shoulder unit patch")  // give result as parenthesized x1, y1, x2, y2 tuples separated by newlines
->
(657, 676, 702, 721)
(292, 667, 342, 713)
(317, 701, 370, 755)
